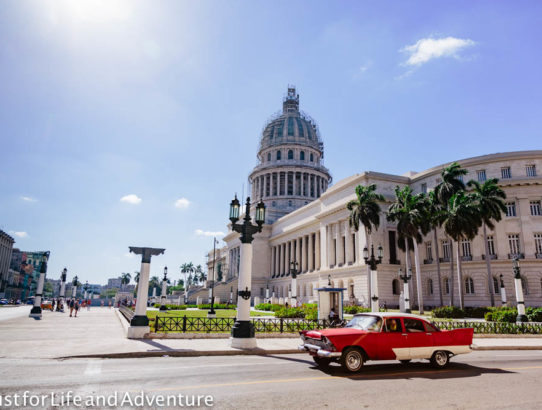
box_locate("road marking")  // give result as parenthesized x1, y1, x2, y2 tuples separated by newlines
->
(84, 361, 102, 376)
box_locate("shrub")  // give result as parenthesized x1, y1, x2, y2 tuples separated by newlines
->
(464, 306, 492, 319)
(344, 306, 371, 314)
(432, 306, 465, 319)
(485, 308, 518, 323)
(197, 303, 236, 310)
(255, 303, 283, 312)
(527, 307, 542, 322)
(276, 307, 305, 318)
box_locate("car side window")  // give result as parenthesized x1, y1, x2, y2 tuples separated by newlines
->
(384, 318, 403, 333)
(423, 322, 438, 332)
(404, 318, 426, 333)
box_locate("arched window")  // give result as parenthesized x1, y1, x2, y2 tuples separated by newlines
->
(521, 276, 529, 295)
(392, 279, 400, 295)
(493, 277, 500, 294)
(427, 279, 434, 295)
(310, 153, 314, 162)
(267, 153, 271, 162)
(287, 150, 293, 160)
(465, 277, 475, 294)
(276, 150, 281, 160)
(300, 151, 305, 161)
(443, 277, 450, 295)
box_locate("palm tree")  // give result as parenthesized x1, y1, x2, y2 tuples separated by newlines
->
(149, 276, 160, 296)
(467, 178, 507, 307)
(425, 191, 445, 306)
(180, 262, 194, 288)
(386, 186, 428, 314)
(346, 184, 385, 305)
(120, 272, 131, 291)
(441, 191, 482, 309)
(434, 162, 468, 306)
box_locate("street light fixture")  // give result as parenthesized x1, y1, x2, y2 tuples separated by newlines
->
(399, 268, 412, 313)
(160, 266, 168, 311)
(364, 244, 383, 312)
(208, 237, 219, 318)
(512, 258, 528, 322)
(228, 195, 265, 348)
(499, 274, 507, 306)
(57, 268, 67, 312)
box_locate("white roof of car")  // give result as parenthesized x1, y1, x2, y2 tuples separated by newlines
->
(354, 312, 431, 321)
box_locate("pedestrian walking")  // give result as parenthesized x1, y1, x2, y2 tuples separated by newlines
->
(108, 300, 112, 308)
(69, 298, 75, 317)
(87, 299, 91, 311)
(51, 299, 55, 311)
(74, 299, 80, 317)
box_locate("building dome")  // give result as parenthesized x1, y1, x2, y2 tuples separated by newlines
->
(249, 86, 332, 224)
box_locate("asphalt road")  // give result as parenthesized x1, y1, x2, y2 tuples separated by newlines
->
(1, 351, 542, 409)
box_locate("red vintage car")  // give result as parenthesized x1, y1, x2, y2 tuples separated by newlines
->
(299, 312, 473, 372)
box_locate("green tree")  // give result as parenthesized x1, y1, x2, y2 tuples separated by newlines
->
(120, 272, 131, 291)
(425, 191, 446, 306)
(441, 192, 482, 309)
(467, 178, 507, 307)
(180, 262, 194, 290)
(149, 276, 160, 296)
(434, 162, 468, 306)
(347, 184, 385, 304)
(386, 186, 428, 314)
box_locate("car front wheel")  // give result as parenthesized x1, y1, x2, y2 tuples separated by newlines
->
(340, 347, 364, 373)
(430, 351, 449, 368)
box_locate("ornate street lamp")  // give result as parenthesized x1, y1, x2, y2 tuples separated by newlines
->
(72, 275, 78, 298)
(363, 244, 383, 312)
(290, 261, 298, 307)
(512, 258, 528, 322)
(57, 268, 67, 312)
(499, 274, 507, 306)
(228, 195, 265, 348)
(84, 281, 89, 300)
(208, 237, 219, 318)
(399, 268, 412, 313)
(29, 253, 49, 319)
(160, 266, 168, 311)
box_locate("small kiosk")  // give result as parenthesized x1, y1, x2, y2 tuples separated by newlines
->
(316, 279, 347, 321)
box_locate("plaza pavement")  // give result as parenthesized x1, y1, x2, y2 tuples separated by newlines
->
(0, 307, 541, 360)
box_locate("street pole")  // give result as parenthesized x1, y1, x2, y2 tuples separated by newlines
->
(364, 244, 383, 313)
(160, 266, 168, 311)
(29, 253, 49, 318)
(399, 268, 412, 314)
(290, 261, 298, 307)
(208, 237, 218, 318)
(72, 276, 78, 298)
(512, 258, 528, 322)
(57, 268, 67, 312)
(228, 195, 266, 349)
(500, 274, 507, 306)
(128, 247, 165, 338)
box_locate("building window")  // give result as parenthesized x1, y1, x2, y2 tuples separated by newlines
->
(530, 201, 542, 216)
(526, 164, 537, 177)
(276, 150, 281, 160)
(443, 277, 450, 295)
(392, 279, 400, 295)
(442, 240, 450, 260)
(506, 202, 516, 217)
(461, 240, 472, 257)
(287, 150, 293, 160)
(534, 233, 542, 254)
(493, 277, 500, 294)
(427, 279, 433, 295)
(421, 183, 427, 194)
(477, 170, 487, 182)
(508, 234, 521, 255)
(287, 117, 294, 136)
(310, 153, 314, 162)
(521, 277, 529, 295)
(458, 174, 464, 183)
(300, 151, 305, 161)
(267, 153, 271, 162)
(501, 167, 511, 179)
(425, 242, 432, 261)
(487, 235, 496, 256)
(465, 277, 475, 294)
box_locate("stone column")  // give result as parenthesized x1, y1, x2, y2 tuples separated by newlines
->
(320, 225, 328, 269)
(160, 276, 168, 311)
(128, 247, 165, 339)
(308, 233, 314, 271)
(329, 224, 336, 267)
(296, 237, 301, 268)
(231, 242, 256, 348)
(275, 245, 280, 277)
(315, 231, 321, 269)
(301, 172, 305, 197)
(301, 236, 308, 272)
(29, 253, 48, 319)
(345, 222, 353, 265)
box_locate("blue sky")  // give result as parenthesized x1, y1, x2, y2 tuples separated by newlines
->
(1, 0, 540, 285)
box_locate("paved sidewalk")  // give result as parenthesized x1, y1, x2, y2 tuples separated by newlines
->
(1, 307, 541, 360)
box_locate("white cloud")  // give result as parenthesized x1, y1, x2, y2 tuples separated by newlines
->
(120, 194, 142, 204)
(195, 229, 224, 237)
(401, 36, 475, 66)
(175, 197, 190, 209)
(9, 231, 28, 238)
(124, 252, 135, 258)
(21, 196, 37, 202)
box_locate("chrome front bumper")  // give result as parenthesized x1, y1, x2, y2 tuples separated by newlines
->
(298, 343, 342, 358)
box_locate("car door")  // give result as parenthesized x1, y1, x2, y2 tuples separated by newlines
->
(378, 317, 409, 360)
(403, 318, 434, 359)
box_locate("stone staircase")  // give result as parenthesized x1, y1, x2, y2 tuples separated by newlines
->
(186, 277, 239, 305)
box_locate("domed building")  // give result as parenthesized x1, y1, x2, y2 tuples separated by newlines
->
(249, 87, 332, 223)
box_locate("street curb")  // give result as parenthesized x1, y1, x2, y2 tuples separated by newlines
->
(471, 346, 542, 351)
(57, 349, 303, 360)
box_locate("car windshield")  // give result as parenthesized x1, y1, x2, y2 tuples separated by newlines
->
(345, 315, 382, 331)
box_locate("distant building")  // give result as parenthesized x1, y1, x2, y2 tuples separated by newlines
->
(0, 230, 15, 297)
(106, 277, 122, 289)
(4, 249, 50, 301)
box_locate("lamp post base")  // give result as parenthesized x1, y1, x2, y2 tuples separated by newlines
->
(230, 337, 257, 349)
(516, 314, 528, 323)
(159, 305, 167, 311)
(29, 306, 42, 318)
(130, 315, 149, 327)
(127, 326, 150, 339)
(207, 309, 216, 318)
(231, 320, 255, 338)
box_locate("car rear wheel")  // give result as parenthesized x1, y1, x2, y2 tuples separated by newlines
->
(400, 359, 411, 364)
(340, 347, 364, 373)
(430, 350, 449, 368)
(313, 357, 331, 368)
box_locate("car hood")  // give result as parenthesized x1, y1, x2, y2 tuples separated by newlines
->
(305, 328, 367, 339)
